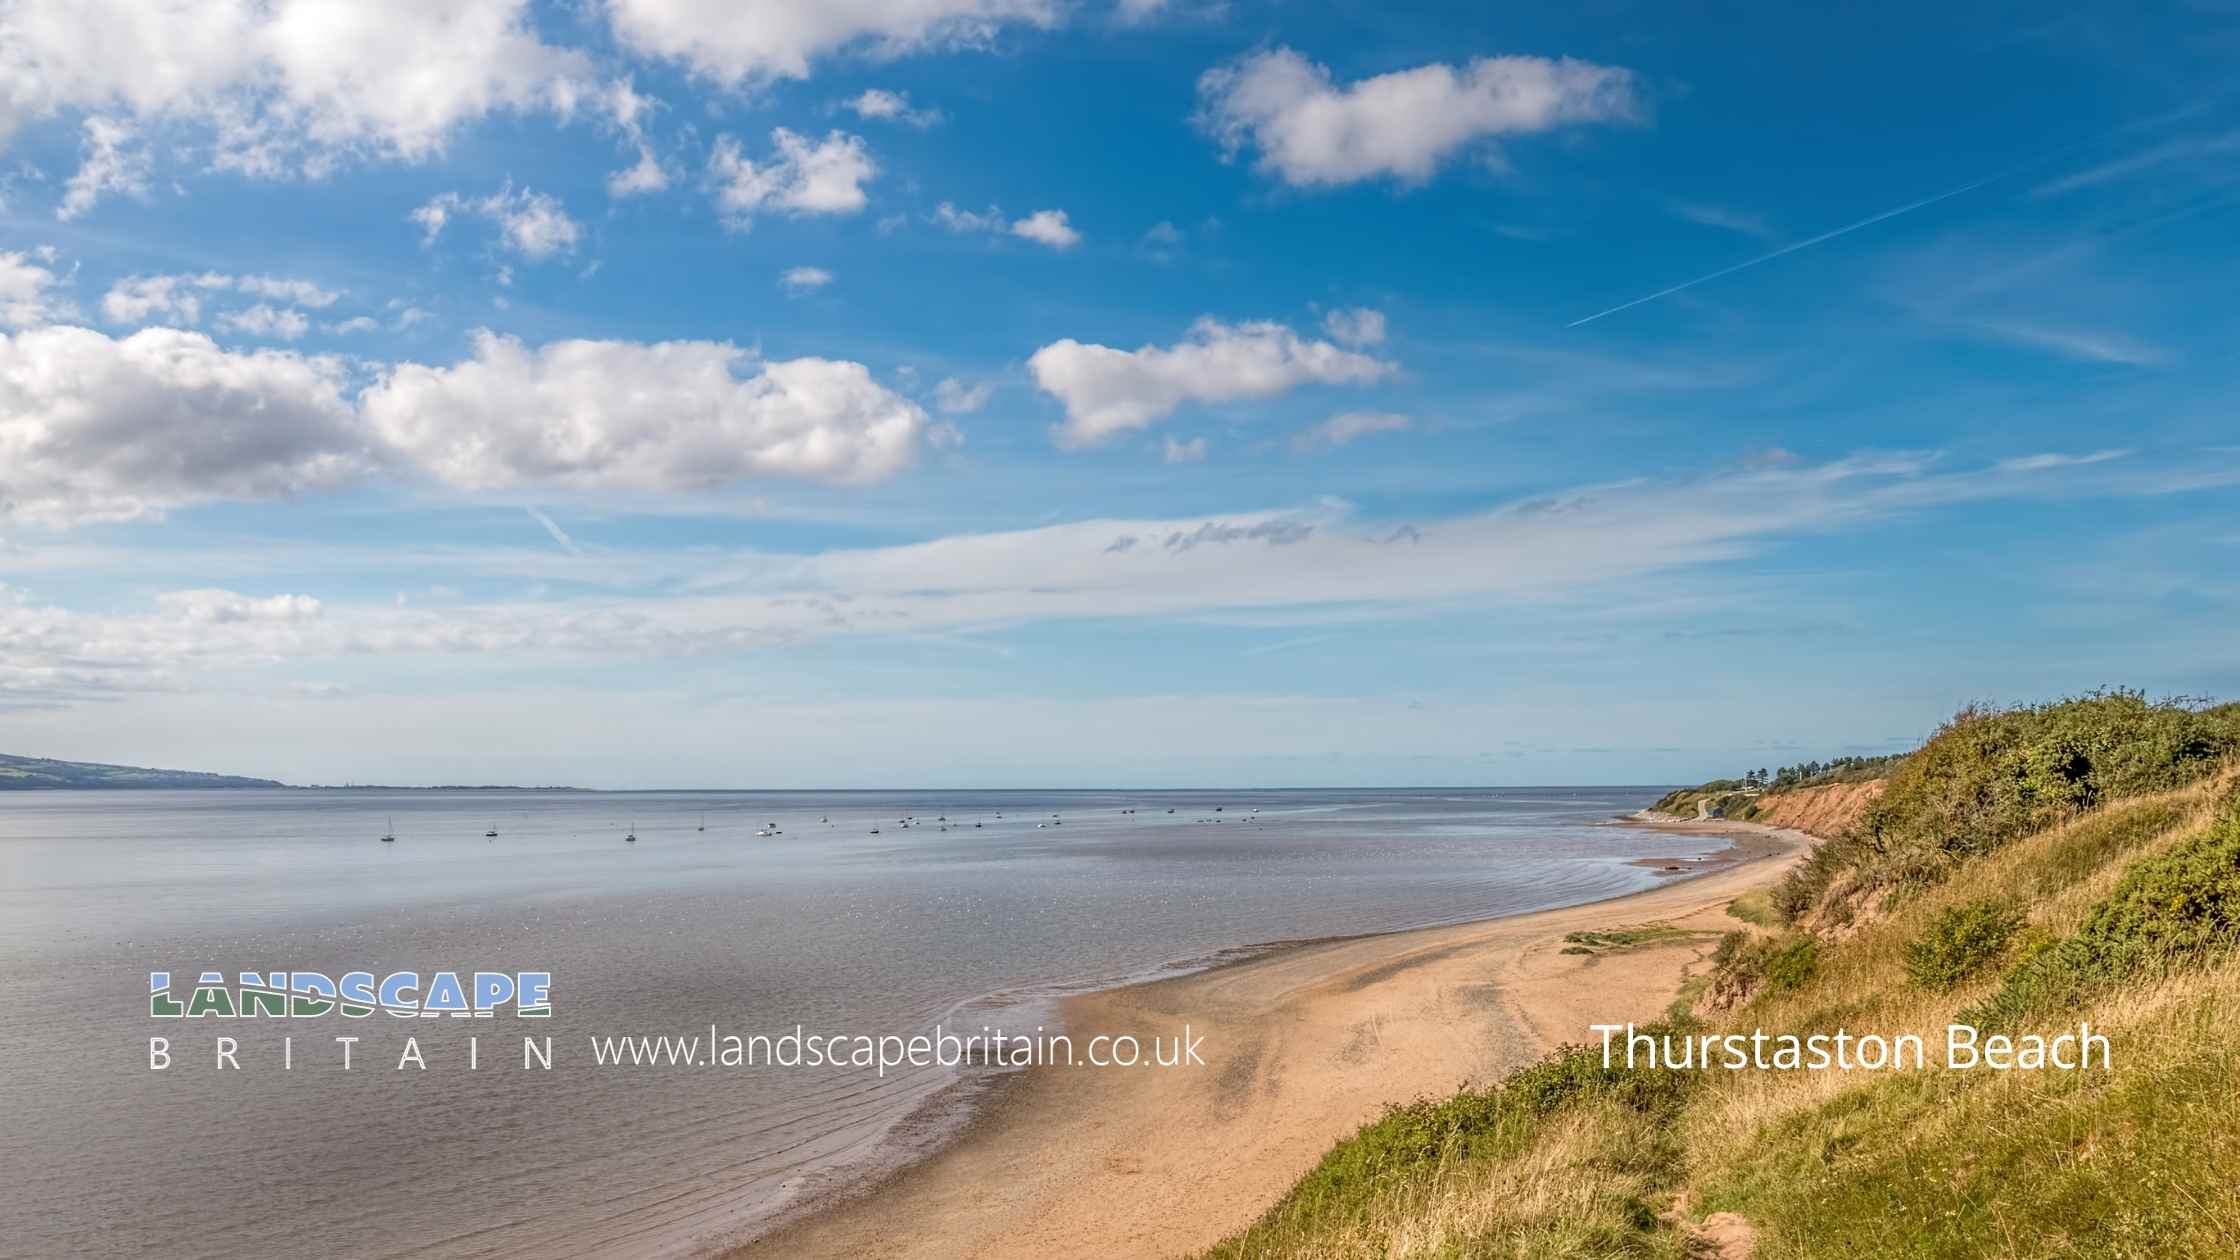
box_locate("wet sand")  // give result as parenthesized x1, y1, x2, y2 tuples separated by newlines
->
(732, 814, 1807, 1260)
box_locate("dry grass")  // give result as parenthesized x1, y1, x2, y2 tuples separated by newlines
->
(1198, 761, 2240, 1260)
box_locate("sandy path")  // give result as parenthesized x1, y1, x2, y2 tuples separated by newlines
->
(734, 816, 1807, 1260)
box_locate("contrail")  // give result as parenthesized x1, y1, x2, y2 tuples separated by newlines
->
(1568, 173, 2005, 327)
(525, 505, 580, 554)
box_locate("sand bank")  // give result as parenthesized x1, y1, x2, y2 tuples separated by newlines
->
(734, 815, 1808, 1260)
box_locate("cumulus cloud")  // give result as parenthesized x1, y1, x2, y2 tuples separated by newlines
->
(0, 250, 69, 327)
(0, 325, 369, 525)
(57, 115, 150, 219)
(709, 128, 875, 229)
(1295, 410, 1411, 451)
(1010, 208, 1081, 248)
(100, 271, 342, 327)
(1162, 434, 1207, 463)
(607, 144, 670, 197)
(932, 201, 1080, 247)
(0, 323, 936, 526)
(603, 0, 1059, 86)
(780, 265, 834, 292)
(1, 0, 600, 182)
(932, 201, 1004, 233)
(412, 184, 583, 259)
(214, 303, 312, 341)
(1321, 306, 1385, 347)
(360, 331, 927, 490)
(843, 88, 941, 126)
(157, 588, 323, 624)
(1194, 46, 1640, 187)
(934, 376, 993, 413)
(1028, 316, 1395, 448)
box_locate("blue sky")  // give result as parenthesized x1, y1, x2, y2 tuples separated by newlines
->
(1, 0, 2235, 787)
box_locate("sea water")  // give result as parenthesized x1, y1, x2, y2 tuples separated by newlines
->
(0, 786, 1712, 1258)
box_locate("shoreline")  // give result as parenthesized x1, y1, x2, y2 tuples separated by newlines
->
(730, 813, 1810, 1259)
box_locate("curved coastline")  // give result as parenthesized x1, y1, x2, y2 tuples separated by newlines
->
(728, 814, 1809, 1259)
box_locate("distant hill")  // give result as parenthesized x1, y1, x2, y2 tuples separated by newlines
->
(0, 753, 284, 790)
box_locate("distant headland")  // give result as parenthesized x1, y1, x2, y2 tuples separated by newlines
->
(0, 752, 576, 791)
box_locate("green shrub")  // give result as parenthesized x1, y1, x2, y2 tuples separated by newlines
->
(1864, 690, 2235, 862)
(1709, 931, 1820, 1001)
(1966, 808, 2240, 1027)
(1770, 832, 1869, 922)
(1903, 897, 2022, 990)
(1764, 936, 1820, 992)
(1778, 691, 2238, 923)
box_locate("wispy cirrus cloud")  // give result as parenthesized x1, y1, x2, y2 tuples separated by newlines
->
(8, 448, 2222, 707)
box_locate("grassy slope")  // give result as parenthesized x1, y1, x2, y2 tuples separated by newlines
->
(1196, 693, 2240, 1259)
(0, 751, 283, 789)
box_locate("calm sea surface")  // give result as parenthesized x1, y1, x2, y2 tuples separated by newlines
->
(0, 787, 1708, 1258)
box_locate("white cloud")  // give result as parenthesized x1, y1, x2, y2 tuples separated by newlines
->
(1670, 201, 1772, 239)
(0, 250, 68, 327)
(412, 184, 583, 259)
(157, 588, 323, 624)
(214, 303, 312, 341)
(1010, 208, 1081, 248)
(600, 77, 659, 139)
(708, 128, 875, 229)
(0, 325, 368, 525)
(101, 274, 206, 325)
(933, 201, 1005, 233)
(607, 144, 670, 197)
(933, 202, 1080, 247)
(1321, 306, 1385, 347)
(1194, 46, 1640, 187)
(101, 271, 342, 327)
(328, 315, 380, 334)
(1161, 435, 1206, 463)
(0, 451, 2219, 711)
(1994, 449, 2132, 474)
(1968, 320, 2169, 367)
(1, 0, 600, 178)
(843, 88, 941, 126)
(933, 376, 993, 413)
(361, 330, 928, 490)
(780, 265, 834, 292)
(0, 324, 936, 526)
(1295, 410, 1411, 451)
(57, 115, 149, 219)
(1028, 316, 1395, 448)
(233, 275, 340, 307)
(602, 0, 1059, 86)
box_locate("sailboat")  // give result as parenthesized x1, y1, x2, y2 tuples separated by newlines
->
(624, 823, 637, 843)
(485, 821, 498, 838)
(380, 817, 395, 843)
(697, 813, 706, 832)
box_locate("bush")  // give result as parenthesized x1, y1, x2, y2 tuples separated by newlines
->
(1903, 898, 2022, 991)
(1780, 691, 2238, 922)
(1966, 807, 2240, 1027)
(1770, 833, 1869, 922)
(1864, 690, 2236, 862)
(1709, 932, 1819, 1003)
(1764, 936, 1820, 992)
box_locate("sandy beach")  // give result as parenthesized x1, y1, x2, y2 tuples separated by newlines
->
(735, 815, 1809, 1260)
